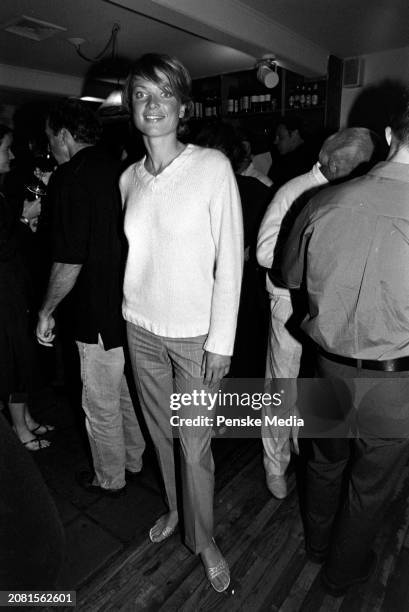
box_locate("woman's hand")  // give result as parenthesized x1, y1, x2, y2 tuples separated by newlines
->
(201, 351, 231, 386)
(23, 197, 41, 220)
(291, 405, 300, 455)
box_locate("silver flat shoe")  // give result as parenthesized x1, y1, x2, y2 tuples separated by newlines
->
(205, 556, 230, 593)
(149, 516, 177, 543)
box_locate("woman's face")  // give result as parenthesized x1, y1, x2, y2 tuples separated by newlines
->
(0, 133, 14, 174)
(131, 75, 185, 139)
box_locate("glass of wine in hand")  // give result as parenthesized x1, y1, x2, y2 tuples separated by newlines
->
(25, 177, 47, 200)
(24, 176, 46, 233)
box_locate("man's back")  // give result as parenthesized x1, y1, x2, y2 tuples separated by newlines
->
(283, 161, 409, 360)
(279, 85, 409, 597)
(52, 146, 124, 349)
(38, 99, 145, 495)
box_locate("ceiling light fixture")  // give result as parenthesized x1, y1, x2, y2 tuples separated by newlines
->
(99, 90, 123, 107)
(67, 23, 120, 63)
(79, 96, 105, 103)
(69, 23, 126, 112)
(256, 54, 279, 88)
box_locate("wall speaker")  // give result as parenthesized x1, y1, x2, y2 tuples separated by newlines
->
(343, 57, 363, 88)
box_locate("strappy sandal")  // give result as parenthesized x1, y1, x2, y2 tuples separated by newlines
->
(205, 556, 230, 593)
(22, 437, 50, 452)
(149, 516, 177, 543)
(30, 423, 55, 435)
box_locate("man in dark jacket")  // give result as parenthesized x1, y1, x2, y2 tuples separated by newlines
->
(37, 100, 145, 496)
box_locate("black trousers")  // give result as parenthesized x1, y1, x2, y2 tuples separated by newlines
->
(0, 412, 65, 589)
(306, 353, 409, 584)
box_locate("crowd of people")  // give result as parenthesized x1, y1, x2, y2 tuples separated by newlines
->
(1, 52, 408, 598)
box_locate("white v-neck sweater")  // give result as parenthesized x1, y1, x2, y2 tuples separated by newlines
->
(120, 144, 244, 355)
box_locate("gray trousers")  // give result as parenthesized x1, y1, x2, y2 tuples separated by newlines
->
(307, 353, 409, 584)
(76, 340, 145, 490)
(127, 323, 215, 554)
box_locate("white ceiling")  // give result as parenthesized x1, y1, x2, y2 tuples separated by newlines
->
(245, 0, 409, 58)
(0, 0, 408, 94)
(0, 0, 256, 81)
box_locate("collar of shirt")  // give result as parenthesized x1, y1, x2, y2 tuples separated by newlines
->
(312, 162, 328, 185)
(368, 160, 409, 182)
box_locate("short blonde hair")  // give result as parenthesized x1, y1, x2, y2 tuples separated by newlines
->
(123, 53, 193, 123)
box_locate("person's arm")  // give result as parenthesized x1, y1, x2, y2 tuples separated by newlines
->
(256, 187, 291, 269)
(119, 165, 132, 210)
(257, 168, 324, 270)
(280, 201, 314, 290)
(37, 166, 90, 346)
(36, 262, 82, 346)
(203, 158, 244, 384)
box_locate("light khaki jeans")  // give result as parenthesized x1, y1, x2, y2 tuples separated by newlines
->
(76, 339, 145, 490)
(262, 295, 301, 476)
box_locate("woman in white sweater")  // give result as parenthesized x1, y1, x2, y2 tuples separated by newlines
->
(121, 54, 243, 592)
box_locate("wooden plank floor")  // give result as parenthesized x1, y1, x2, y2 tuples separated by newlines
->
(68, 440, 409, 612)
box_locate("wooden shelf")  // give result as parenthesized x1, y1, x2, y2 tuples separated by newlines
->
(283, 105, 325, 112)
(191, 65, 334, 132)
(189, 111, 282, 121)
(225, 111, 281, 118)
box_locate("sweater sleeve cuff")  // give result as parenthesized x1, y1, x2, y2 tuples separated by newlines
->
(203, 336, 234, 356)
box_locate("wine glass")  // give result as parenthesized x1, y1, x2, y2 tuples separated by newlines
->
(24, 174, 47, 233)
(25, 176, 47, 200)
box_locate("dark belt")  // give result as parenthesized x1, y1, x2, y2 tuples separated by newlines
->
(318, 348, 409, 372)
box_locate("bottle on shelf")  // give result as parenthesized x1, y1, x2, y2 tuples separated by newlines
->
(312, 82, 319, 106)
(264, 93, 271, 112)
(305, 85, 311, 108)
(227, 88, 234, 115)
(194, 99, 203, 119)
(294, 84, 300, 109)
(212, 92, 218, 117)
(300, 84, 306, 108)
(288, 89, 294, 108)
(256, 94, 262, 113)
(238, 95, 243, 113)
(241, 93, 250, 113)
(234, 92, 239, 114)
(204, 95, 212, 118)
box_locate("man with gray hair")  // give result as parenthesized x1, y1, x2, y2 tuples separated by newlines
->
(257, 127, 378, 499)
(281, 85, 409, 594)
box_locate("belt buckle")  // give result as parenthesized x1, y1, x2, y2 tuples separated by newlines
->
(356, 358, 362, 369)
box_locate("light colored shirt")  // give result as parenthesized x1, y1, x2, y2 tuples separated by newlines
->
(120, 144, 244, 356)
(257, 163, 327, 298)
(282, 161, 409, 360)
(241, 162, 273, 187)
